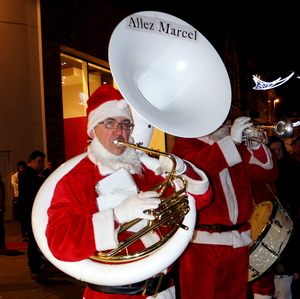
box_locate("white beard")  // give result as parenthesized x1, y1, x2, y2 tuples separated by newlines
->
(198, 126, 230, 144)
(87, 137, 142, 176)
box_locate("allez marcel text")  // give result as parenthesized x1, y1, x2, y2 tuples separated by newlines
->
(127, 16, 198, 41)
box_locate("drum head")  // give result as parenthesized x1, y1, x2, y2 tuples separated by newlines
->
(248, 201, 274, 245)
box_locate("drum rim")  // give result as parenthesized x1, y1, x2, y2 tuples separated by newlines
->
(248, 200, 278, 254)
(248, 200, 293, 282)
(249, 263, 275, 283)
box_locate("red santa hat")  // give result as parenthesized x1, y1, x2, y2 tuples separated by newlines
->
(86, 85, 133, 137)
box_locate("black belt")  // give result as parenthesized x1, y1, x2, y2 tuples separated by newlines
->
(195, 222, 246, 232)
(88, 273, 171, 296)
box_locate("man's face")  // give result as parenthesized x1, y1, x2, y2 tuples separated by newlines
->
(29, 157, 45, 172)
(93, 116, 132, 155)
(18, 165, 26, 172)
(270, 141, 283, 160)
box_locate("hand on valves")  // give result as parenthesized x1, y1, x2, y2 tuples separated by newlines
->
(230, 117, 252, 145)
(114, 191, 160, 224)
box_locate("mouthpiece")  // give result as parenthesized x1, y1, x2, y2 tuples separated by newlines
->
(114, 139, 124, 148)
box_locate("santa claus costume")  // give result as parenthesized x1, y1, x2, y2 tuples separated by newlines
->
(172, 121, 278, 299)
(46, 85, 212, 299)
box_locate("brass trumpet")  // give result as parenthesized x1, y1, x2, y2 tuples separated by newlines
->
(226, 117, 298, 146)
(90, 140, 190, 263)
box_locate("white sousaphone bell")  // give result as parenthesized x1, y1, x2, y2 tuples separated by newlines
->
(109, 11, 231, 139)
(32, 11, 232, 286)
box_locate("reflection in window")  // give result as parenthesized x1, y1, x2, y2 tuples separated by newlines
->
(60, 53, 113, 119)
(60, 53, 114, 159)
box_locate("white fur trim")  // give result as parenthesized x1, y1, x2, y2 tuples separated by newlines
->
(218, 136, 242, 167)
(197, 135, 214, 145)
(248, 144, 273, 169)
(219, 168, 238, 223)
(92, 208, 119, 251)
(182, 161, 209, 195)
(192, 229, 252, 248)
(141, 156, 209, 196)
(87, 99, 133, 136)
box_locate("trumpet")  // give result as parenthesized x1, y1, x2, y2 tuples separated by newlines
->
(225, 117, 299, 146)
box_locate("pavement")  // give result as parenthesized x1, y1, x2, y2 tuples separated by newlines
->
(0, 220, 86, 299)
(2, 220, 300, 299)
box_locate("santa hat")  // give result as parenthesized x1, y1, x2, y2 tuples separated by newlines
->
(86, 85, 133, 137)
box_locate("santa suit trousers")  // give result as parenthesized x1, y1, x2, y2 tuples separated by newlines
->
(179, 243, 249, 299)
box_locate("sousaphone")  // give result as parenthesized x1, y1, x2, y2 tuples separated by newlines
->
(32, 11, 231, 286)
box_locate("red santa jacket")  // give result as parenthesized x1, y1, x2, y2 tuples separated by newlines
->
(46, 156, 211, 262)
(172, 136, 278, 247)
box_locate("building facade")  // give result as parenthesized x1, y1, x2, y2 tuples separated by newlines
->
(0, 0, 270, 220)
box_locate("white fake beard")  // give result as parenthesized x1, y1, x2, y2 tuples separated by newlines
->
(88, 137, 142, 176)
(198, 126, 230, 144)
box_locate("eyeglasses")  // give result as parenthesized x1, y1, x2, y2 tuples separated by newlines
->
(98, 120, 134, 131)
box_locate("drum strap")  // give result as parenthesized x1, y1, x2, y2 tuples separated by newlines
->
(265, 183, 280, 204)
(195, 222, 246, 232)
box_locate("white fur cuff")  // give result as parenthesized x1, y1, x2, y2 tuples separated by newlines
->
(218, 136, 242, 167)
(92, 208, 119, 251)
(182, 161, 209, 195)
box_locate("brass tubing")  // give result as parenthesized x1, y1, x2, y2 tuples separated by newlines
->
(89, 140, 190, 263)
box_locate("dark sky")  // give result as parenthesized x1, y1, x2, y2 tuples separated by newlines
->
(230, 4, 300, 117)
(109, 1, 300, 117)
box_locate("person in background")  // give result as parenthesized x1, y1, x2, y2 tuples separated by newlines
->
(171, 117, 278, 299)
(291, 136, 300, 171)
(42, 161, 55, 178)
(268, 136, 300, 299)
(273, 231, 300, 299)
(269, 136, 300, 219)
(11, 160, 27, 240)
(19, 150, 49, 279)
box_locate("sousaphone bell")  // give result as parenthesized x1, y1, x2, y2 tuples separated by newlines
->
(32, 11, 232, 286)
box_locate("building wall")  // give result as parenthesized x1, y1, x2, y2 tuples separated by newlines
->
(0, 0, 45, 219)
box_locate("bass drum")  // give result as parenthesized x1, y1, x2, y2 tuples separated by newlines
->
(248, 200, 293, 282)
(32, 153, 196, 286)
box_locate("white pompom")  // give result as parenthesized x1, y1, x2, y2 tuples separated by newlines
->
(116, 99, 128, 110)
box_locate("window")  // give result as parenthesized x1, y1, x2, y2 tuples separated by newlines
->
(60, 53, 114, 159)
(60, 53, 166, 159)
(61, 53, 113, 119)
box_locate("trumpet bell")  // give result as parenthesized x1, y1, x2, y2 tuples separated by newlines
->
(109, 11, 231, 138)
(274, 117, 293, 139)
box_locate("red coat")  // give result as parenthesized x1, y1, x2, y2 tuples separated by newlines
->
(172, 136, 278, 245)
(46, 156, 211, 261)
(172, 136, 278, 299)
